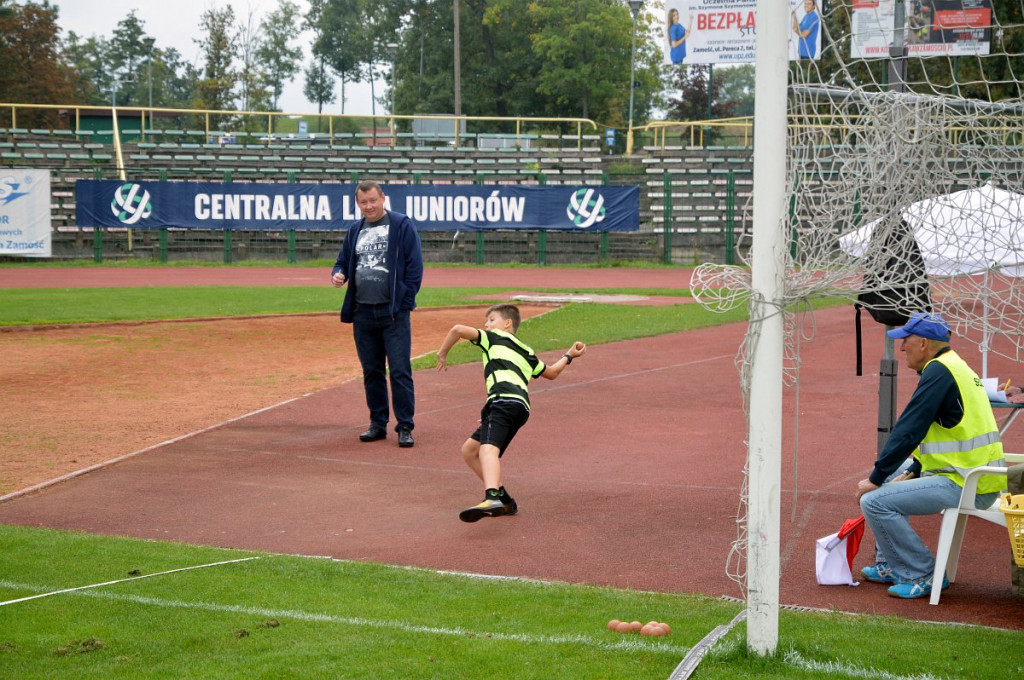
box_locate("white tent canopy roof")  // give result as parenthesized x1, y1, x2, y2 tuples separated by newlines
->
(839, 183, 1024, 278)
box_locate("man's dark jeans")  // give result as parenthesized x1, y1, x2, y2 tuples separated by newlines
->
(352, 303, 414, 432)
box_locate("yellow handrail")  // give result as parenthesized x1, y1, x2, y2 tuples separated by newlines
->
(0, 102, 598, 149)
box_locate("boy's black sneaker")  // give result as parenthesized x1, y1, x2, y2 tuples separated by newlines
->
(459, 489, 515, 523)
(498, 487, 517, 516)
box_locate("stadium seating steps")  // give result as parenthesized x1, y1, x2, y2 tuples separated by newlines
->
(3, 127, 767, 246)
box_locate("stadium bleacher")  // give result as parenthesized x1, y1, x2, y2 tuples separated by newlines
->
(2, 124, 759, 264)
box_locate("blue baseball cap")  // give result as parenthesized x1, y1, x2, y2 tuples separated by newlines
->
(886, 312, 951, 341)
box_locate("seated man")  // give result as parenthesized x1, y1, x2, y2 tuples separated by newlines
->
(857, 312, 1006, 599)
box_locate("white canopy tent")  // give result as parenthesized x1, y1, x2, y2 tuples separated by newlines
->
(840, 182, 1024, 377)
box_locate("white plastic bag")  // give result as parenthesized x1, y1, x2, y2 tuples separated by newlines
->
(815, 516, 865, 586)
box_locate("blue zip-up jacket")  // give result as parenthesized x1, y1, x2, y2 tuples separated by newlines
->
(869, 346, 963, 486)
(332, 210, 423, 323)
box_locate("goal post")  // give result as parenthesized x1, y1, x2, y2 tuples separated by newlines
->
(692, 0, 1024, 658)
(745, 0, 791, 656)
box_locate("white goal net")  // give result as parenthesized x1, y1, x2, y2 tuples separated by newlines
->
(692, 0, 1024, 597)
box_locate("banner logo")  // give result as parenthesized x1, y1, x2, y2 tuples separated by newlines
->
(111, 183, 153, 224)
(0, 175, 31, 206)
(566, 188, 606, 228)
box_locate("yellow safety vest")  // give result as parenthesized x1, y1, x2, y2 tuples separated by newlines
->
(915, 350, 1005, 494)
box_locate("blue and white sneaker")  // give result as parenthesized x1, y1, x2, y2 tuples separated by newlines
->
(861, 562, 897, 584)
(887, 575, 950, 599)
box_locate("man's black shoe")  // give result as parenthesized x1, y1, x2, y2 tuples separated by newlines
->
(359, 425, 387, 442)
(397, 428, 414, 448)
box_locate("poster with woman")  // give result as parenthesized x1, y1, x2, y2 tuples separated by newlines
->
(666, 6, 695, 65)
(662, 1, 817, 65)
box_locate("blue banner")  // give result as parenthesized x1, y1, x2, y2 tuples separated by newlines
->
(75, 181, 639, 232)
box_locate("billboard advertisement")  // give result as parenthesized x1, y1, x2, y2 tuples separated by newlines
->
(662, 0, 821, 65)
(850, 0, 992, 59)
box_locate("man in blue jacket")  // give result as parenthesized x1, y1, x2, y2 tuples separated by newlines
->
(331, 180, 424, 447)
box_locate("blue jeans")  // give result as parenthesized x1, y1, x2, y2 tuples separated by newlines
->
(860, 464, 998, 582)
(351, 304, 414, 432)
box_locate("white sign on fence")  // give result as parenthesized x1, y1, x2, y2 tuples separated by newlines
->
(0, 170, 51, 257)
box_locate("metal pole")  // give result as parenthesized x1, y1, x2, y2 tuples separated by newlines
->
(387, 42, 398, 115)
(626, 1, 642, 155)
(387, 43, 398, 146)
(144, 37, 155, 111)
(707, 63, 714, 120)
(877, 1, 908, 454)
(144, 38, 155, 138)
(453, 0, 461, 116)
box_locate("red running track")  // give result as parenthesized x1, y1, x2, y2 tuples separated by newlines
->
(1, 266, 1021, 629)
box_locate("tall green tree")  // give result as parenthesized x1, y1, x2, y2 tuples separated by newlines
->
(0, 0, 78, 125)
(193, 5, 239, 116)
(476, 0, 541, 118)
(303, 54, 336, 126)
(237, 7, 272, 112)
(106, 10, 150, 106)
(372, 0, 661, 127)
(62, 31, 107, 105)
(152, 47, 200, 111)
(308, 0, 367, 114)
(385, 0, 460, 116)
(716, 65, 755, 118)
(256, 0, 304, 111)
(666, 65, 731, 122)
(526, 0, 630, 120)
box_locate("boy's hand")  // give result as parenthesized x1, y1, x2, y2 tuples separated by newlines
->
(436, 351, 448, 372)
(567, 341, 587, 358)
(331, 271, 347, 287)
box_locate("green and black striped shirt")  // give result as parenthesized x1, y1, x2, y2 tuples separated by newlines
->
(472, 329, 545, 409)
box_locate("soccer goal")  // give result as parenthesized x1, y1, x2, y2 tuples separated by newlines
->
(690, 0, 1024, 656)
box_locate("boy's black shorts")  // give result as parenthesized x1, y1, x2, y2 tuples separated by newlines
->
(470, 398, 530, 457)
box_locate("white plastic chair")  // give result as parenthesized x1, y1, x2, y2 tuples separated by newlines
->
(930, 452, 1024, 605)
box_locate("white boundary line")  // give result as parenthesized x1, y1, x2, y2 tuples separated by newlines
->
(0, 574, 958, 679)
(0, 556, 260, 607)
(0, 577, 690, 655)
(0, 398, 302, 504)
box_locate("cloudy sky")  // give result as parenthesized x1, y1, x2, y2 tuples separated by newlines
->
(49, 0, 377, 115)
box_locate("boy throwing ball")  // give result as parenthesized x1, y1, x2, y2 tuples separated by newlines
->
(437, 304, 586, 522)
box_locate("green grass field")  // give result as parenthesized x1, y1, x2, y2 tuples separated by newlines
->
(0, 285, 695, 327)
(1, 272, 1021, 678)
(1, 525, 1019, 679)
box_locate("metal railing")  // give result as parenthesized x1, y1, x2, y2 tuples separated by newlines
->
(642, 117, 754, 149)
(0, 102, 599, 150)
